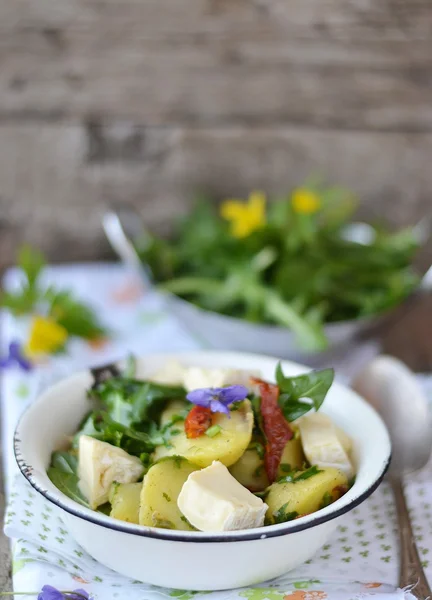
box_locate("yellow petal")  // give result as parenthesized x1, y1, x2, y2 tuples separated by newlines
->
(292, 188, 321, 215)
(25, 316, 68, 356)
(220, 199, 246, 221)
(248, 191, 266, 219)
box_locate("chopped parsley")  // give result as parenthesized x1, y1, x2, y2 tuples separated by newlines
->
(319, 491, 333, 509)
(205, 425, 222, 438)
(151, 513, 175, 529)
(277, 465, 322, 484)
(248, 441, 265, 459)
(279, 463, 292, 474)
(272, 502, 299, 524)
(162, 492, 172, 503)
(253, 465, 264, 478)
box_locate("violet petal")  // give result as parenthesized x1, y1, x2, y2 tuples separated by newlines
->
(209, 399, 230, 415)
(219, 385, 248, 405)
(38, 585, 65, 600)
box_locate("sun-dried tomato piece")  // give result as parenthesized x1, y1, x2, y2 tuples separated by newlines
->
(184, 405, 213, 439)
(332, 484, 348, 499)
(253, 378, 293, 483)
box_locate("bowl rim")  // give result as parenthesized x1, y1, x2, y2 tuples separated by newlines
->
(14, 351, 392, 544)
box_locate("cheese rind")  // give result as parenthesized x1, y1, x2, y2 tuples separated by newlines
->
(78, 435, 144, 509)
(177, 461, 268, 532)
(297, 413, 354, 478)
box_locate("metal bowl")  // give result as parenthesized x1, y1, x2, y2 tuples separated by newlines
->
(103, 206, 431, 362)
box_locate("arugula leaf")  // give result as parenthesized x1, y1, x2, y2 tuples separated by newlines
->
(47, 468, 90, 507)
(90, 377, 185, 428)
(51, 451, 78, 474)
(48, 450, 89, 508)
(276, 363, 334, 422)
(277, 465, 322, 484)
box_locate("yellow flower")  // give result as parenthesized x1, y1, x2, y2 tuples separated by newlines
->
(291, 188, 321, 215)
(220, 191, 266, 238)
(25, 316, 68, 356)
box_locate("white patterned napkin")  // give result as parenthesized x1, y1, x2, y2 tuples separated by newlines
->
(2, 264, 431, 600)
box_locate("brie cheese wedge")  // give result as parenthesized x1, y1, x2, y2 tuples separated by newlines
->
(297, 413, 354, 478)
(78, 435, 144, 509)
(177, 460, 268, 532)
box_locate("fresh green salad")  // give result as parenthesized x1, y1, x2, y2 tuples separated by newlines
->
(48, 358, 355, 532)
(135, 185, 419, 350)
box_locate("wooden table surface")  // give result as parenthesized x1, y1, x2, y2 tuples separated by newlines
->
(1, 294, 431, 593)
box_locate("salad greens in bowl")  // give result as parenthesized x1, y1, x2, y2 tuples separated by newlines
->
(104, 183, 423, 357)
(15, 352, 391, 589)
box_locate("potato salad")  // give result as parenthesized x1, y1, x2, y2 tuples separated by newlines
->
(47, 358, 355, 532)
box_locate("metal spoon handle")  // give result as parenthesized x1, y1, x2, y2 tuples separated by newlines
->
(391, 477, 431, 598)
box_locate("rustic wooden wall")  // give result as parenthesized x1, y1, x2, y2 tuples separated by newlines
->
(1, 0, 432, 268)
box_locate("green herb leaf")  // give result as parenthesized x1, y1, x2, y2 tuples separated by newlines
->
(51, 451, 78, 475)
(44, 287, 107, 341)
(279, 463, 293, 473)
(319, 491, 333, 509)
(276, 363, 334, 421)
(272, 502, 299, 524)
(47, 467, 89, 508)
(277, 465, 323, 484)
(90, 376, 186, 428)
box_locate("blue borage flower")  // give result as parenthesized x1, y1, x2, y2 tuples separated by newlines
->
(186, 385, 248, 416)
(0, 341, 32, 371)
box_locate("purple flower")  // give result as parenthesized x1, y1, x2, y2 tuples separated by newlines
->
(38, 586, 64, 600)
(37, 586, 89, 600)
(0, 341, 32, 371)
(68, 590, 89, 600)
(186, 385, 248, 415)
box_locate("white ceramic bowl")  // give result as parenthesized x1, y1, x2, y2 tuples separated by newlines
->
(15, 351, 391, 591)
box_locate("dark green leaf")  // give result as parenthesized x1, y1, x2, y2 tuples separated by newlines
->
(45, 288, 107, 340)
(51, 451, 78, 475)
(90, 377, 186, 428)
(97, 503, 111, 515)
(276, 363, 334, 421)
(47, 467, 89, 508)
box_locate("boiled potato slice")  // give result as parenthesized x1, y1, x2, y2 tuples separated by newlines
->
(266, 467, 348, 524)
(109, 482, 141, 524)
(229, 448, 269, 492)
(230, 432, 305, 490)
(154, 400, 254, 468)
(277, 435, 305, 477)
(139, 457, 199, 530)
(160, 400, 188, 427)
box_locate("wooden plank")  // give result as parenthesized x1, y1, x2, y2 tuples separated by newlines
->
(2, 0, 432, 40)
(0, 122, 431, 268)
(1, 1, 432, 129)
